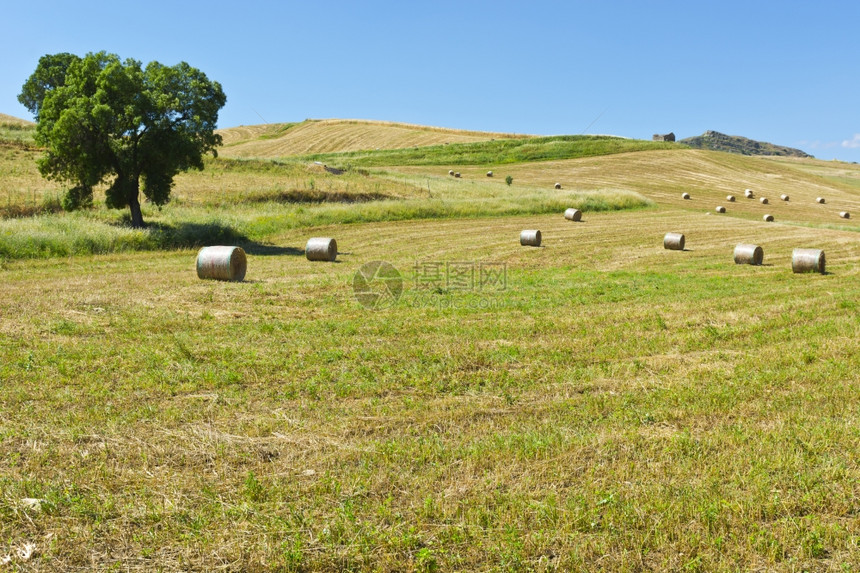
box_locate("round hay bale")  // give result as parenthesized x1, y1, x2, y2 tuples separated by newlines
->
(780, 194, 789, 201)
(763, 214, 774, 222)
(716, 205, 726, 213)
(734, 244, 764, 265)
(681, 192, 691, 200)
(454, 172, 461, 178)
(554, 183, 562, 190)
(448, 170, 454, 176)
(564, 208, 582, 222)
(486, 171, 493, 177)
(839, 211, 850, 219)
(726, 195, 736, 202)
(196, 246, 247, 282)
(305, 237, 338, 262)
(816, 197, 825, 204)
(663, 232, 685, 251)
(745, 189, 754, 198)
(520, 230, 542, 247)
(760, 197, 769, 204)
(792, 248, 825, 274)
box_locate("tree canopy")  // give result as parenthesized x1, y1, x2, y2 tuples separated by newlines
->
(19, 52, 226, 227)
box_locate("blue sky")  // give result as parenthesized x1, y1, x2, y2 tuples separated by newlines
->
(2, 0, 858, 161)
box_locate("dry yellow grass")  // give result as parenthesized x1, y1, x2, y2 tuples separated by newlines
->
(392, 149, 860, 227)
(0, 113, 34, 127)
(218, 119, 530, 158)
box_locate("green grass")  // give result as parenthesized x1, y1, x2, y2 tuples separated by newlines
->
(0, 147, 652, 260)
(0, 187, 650, 260)
(302, 135, 682, 167)
(0, 121, 37, 149)
(0, 210, 858, 570)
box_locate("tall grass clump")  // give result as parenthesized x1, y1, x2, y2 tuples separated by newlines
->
(0, 213, 252, 260)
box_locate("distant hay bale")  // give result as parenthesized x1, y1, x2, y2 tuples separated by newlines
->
(816, 197, 825, 204)
(726, 195, 736, 202)
(520, 230, 542, 247)
(760, 197, 769, 204)
(780, 194, 789, 201)
(745, 189, 754, 198)
(716, 206, 726, 213)
(486, 171, 493, 177)
(454, 172, 461, 178)
(734, 244, 764, 265)
(792, 248, 825, 274)
(763, 214, 774, 222)
(663, 232, 685, 251)
(564, 208, 582, 222)
(305, 237, 338, 262)
(839, 211, 850, 219)
(448, 170, 454, 176)
(196, 246, 247, 282)
(681, 192, 690, 200)
(554, 183, 562, 190)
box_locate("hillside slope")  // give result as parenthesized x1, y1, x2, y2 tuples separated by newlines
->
(217, 119, 529, 158)
(390, 149, 859, 227)
(0, 113, 34, 127)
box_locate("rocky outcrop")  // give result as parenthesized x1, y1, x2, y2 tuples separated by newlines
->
(680, 130, 811, 158)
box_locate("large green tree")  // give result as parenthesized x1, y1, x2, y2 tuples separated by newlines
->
(19, 52, 226, 227)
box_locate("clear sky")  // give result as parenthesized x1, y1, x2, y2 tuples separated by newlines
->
(2, 0, 858, 161)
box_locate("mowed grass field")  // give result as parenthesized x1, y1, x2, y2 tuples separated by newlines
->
(1, 119, 860, 571)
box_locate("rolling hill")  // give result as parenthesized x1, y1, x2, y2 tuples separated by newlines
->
(217, 118, 530, 158)
(0, 113, 34, 127)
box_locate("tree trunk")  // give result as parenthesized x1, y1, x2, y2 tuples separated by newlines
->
(128, 180, 145, 228)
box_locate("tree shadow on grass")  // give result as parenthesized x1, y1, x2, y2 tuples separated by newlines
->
(137, 220, 305, 257)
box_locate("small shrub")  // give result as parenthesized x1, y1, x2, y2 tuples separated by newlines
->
(505, 175, 513, 186)
(62, 186, 93, 211)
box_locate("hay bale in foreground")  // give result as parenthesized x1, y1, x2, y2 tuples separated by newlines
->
(781, 194, 790, 201)
(196, 246, 247, 282)
(763, 214, 774, 222)
(816, 197, 825, 204)
(663, 232, 685, 251)
(305, 237, 338, 262)
(839, 211, 850, 219)
(564, 208, 582, 222)
(682, 192, 690, 200)
(520, 230, 542, 247)
(745, 189, 754, 198)
(726, 195, 736, 202)
(760, 197, 769, 204)
(716, 206, 726, 213)
(792, 248, 825, 274)
(734, 244, 764, 266)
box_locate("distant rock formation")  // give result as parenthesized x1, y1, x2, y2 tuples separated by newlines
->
(679, 130, 811, 158)
(653, 132, 675, 142)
